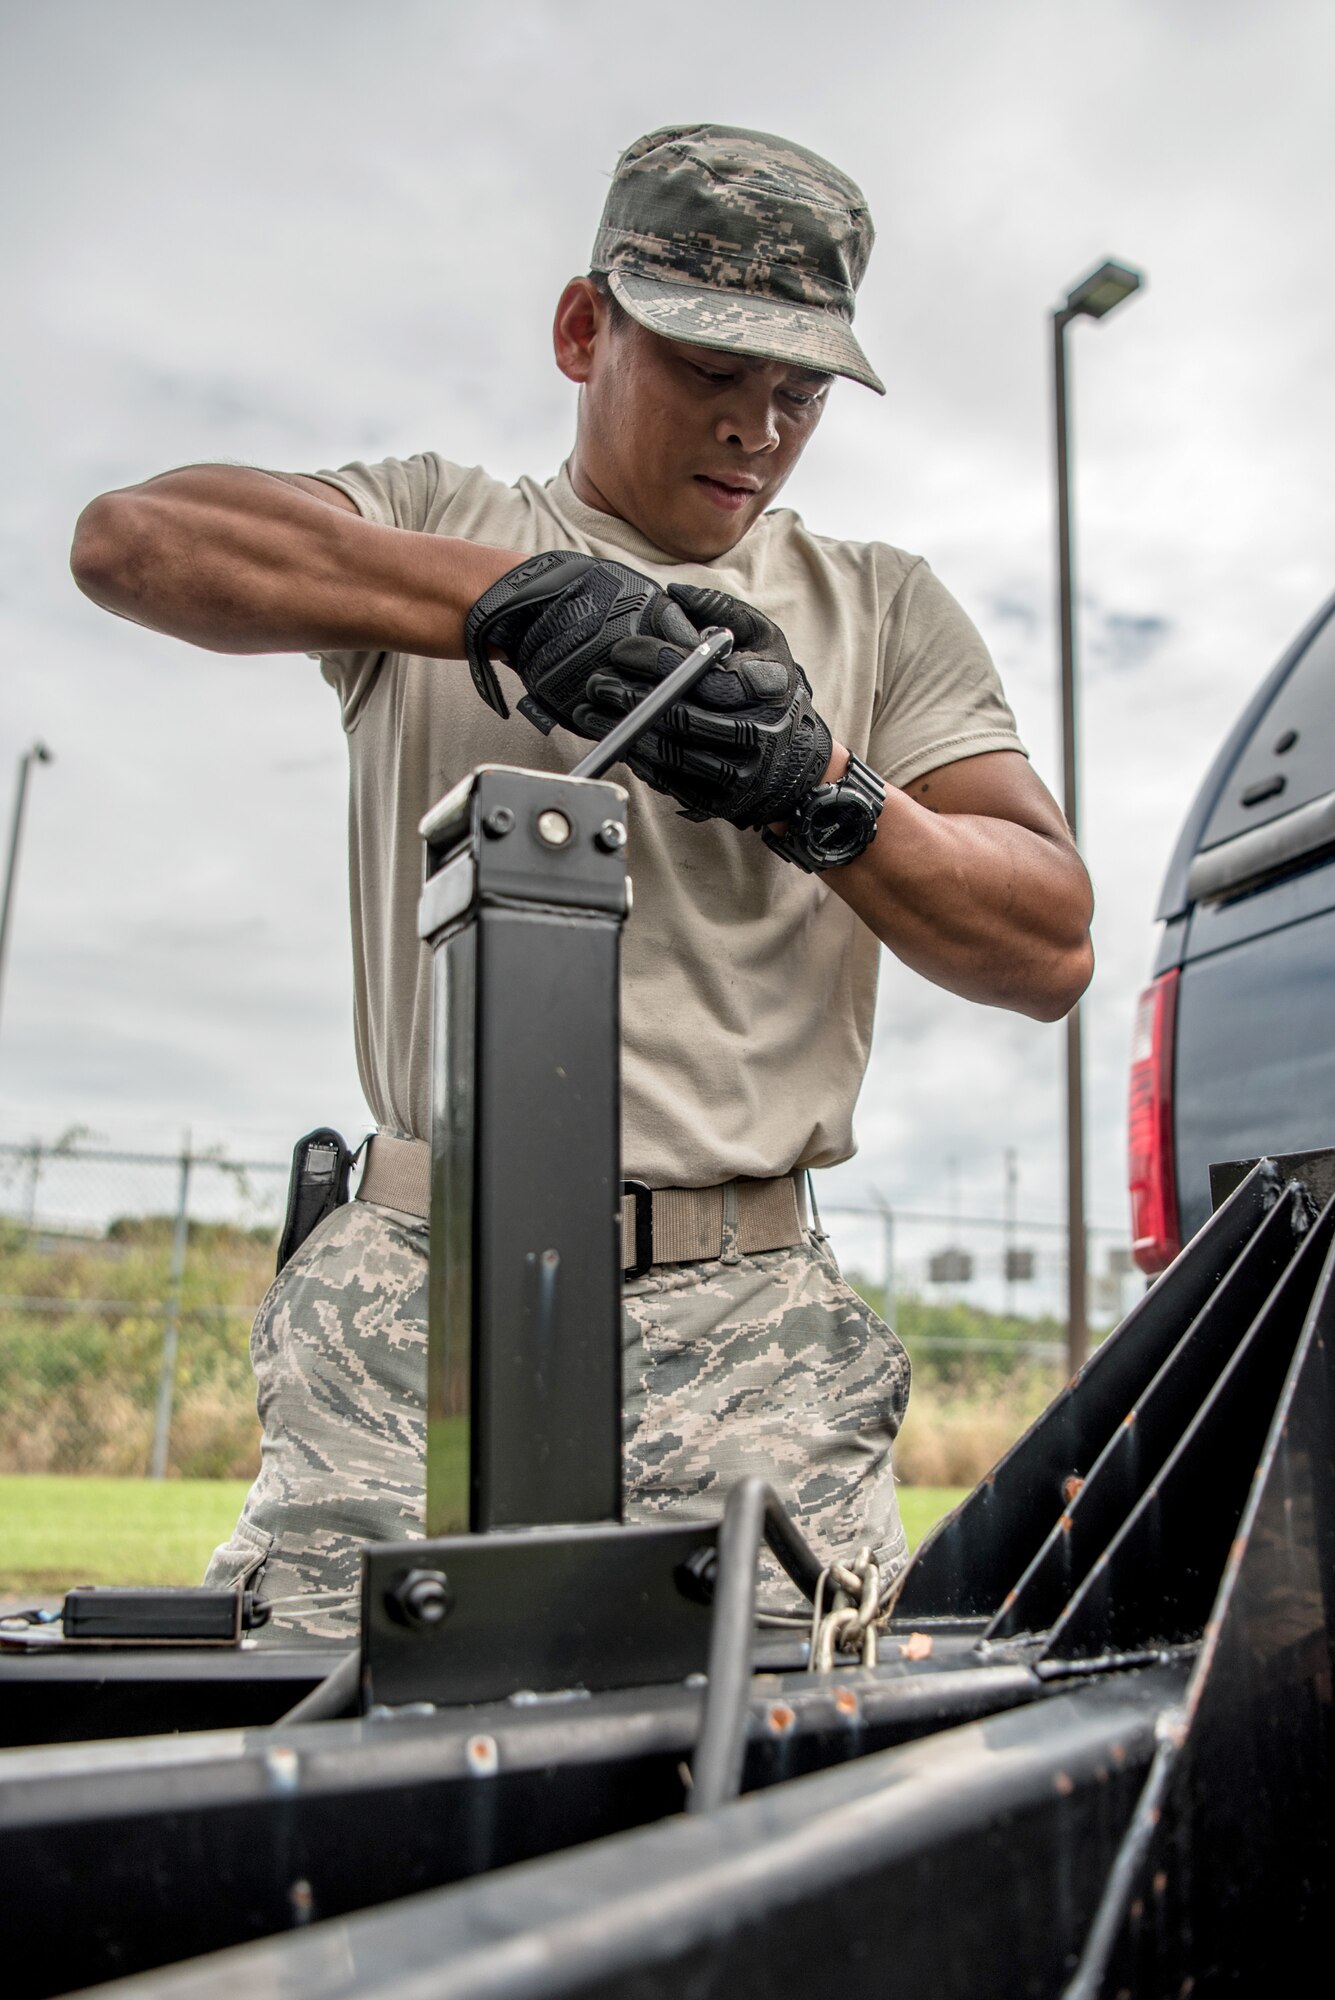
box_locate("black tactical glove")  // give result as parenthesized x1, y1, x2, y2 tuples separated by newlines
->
(571, 582, 834, 829)
(462, 549, 698, 729)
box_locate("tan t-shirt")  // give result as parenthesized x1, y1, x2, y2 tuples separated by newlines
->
(313, 455, 1025, 1186)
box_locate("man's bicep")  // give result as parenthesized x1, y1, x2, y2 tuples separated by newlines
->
(903, 750, 1073, 845)
(277, 473, 361, 514)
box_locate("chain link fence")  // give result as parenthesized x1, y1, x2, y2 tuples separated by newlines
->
(0, 1140, 287, 1480)
(0, 1138, 1134, 1483)
(820, 1198, 1137, 1352)
(819, 1197, 1135, 1485)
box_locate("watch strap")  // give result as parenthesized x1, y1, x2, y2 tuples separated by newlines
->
(761, 751, 885, 873)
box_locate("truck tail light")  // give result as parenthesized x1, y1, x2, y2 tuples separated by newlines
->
(1128, 968, 1181, 1274)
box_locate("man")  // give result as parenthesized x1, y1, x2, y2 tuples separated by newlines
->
(72, 125, 1093, 1637)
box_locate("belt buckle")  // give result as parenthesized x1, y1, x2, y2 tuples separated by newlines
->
(621, 1179, 654, 1280)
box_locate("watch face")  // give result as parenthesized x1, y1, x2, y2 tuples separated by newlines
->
(804, 794, 875, 865)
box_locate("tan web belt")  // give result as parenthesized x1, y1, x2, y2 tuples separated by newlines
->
(355, 1132, 808, 1276)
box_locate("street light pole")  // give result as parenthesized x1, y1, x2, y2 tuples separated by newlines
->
(0, 742, 54, 1045)
(1051, 259, 1143, 1376)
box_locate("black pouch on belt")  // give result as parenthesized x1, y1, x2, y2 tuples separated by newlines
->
(276, 1128, 357, 1276)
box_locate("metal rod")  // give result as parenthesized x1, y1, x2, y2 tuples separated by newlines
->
(570, 628, 734, 781)
(870, 1187, 897, 1327)
(1053, 305, 1088, 1375)
(1004, 1148, 1018, 1321)
(0, 742, 53, 1049)
(149, 1138, 192, 1480)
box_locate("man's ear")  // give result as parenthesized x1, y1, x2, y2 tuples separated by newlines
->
(553, 276, 606, 386)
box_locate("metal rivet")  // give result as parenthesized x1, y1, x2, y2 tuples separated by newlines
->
(536, 809, 572, 847)
(595, 818, 627, 853)
(482, 806, 515, 838)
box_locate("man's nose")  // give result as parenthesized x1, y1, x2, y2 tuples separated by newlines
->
(714, 395, 780, 454)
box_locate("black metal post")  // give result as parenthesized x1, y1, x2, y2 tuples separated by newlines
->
(417, 764, 630, 1535)
(1053, 305, 1088, 1374)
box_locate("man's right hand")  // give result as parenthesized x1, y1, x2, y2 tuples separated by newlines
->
(463, 551, 698, 726)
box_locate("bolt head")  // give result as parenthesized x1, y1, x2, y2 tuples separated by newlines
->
(386, 1567, 454, 1628)
(595, 819, 627, 853)
(675, 1546, 718, 1605)
(482, 806, 515, 839)
(536, 808, 573, 848)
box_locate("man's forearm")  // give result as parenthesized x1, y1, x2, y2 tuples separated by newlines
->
(70, 465, 517, 659)
(822, 746, 1094, 1023)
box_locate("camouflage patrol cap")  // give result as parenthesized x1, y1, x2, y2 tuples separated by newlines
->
(591, 123, 884, 395)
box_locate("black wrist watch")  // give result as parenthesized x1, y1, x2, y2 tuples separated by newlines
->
(761, 751, 886, 873)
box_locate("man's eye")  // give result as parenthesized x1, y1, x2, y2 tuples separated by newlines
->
(692, 363, 734, 385)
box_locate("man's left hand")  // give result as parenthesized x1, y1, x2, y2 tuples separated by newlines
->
(577, 582, 834, 828)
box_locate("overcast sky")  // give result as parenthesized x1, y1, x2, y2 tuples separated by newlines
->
(3, 0, 1333, 1265)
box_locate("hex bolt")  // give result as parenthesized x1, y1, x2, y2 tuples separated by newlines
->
(675, 1546, 718, 1604)
(536, 809, 572, 847)
(386, 1567, 454, 1628)
(482, 806, 515, 839)
(595, 819, 627, 853)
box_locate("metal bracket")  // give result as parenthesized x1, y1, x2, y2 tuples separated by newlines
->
(1209, 1147, 1335, 1216)
(361, 1521, 719, 1710)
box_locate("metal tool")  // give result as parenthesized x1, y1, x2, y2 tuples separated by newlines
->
(570, 625, 734, 781)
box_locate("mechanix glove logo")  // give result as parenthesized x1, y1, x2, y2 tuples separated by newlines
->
(463, 550, 697, 726)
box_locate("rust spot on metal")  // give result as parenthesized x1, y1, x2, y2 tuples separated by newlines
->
(1153, 1869, 1168, 1897)
(1179, 1979, 1195, 1997)
(1110, 1741, 1126, 1766)
(900, 1631, 934, 1661)
(1053, 1771, 1074, 1796)
(833, 1687, 859, 1717)
(1130, 1899, 1143, 1921)
(1123, 1410, 1136, 1427)
(767, 1702, 796, 1734)
(1063, 1475, 1084, 1503)
(465, 1733, 499, 1776)
(1002, 1589, 1018, 1609)
(1059, 1513, 1074, 1535)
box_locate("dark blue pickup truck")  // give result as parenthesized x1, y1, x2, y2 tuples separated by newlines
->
(1129, 591, 1335, 1271)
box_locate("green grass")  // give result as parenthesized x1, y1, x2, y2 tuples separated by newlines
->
(0, 1475, 251, 1592)
(899, 1484, 967, 1550)
(0, 1476, 968, 1595)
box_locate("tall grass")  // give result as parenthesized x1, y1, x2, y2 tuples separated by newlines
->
(851, 1275, 1068, 1486)
(0, 1218, 269, 1478)
(0, 1224, 1071, 1491)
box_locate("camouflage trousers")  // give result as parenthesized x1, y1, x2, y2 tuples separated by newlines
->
(205, 1196, 911, 1641)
